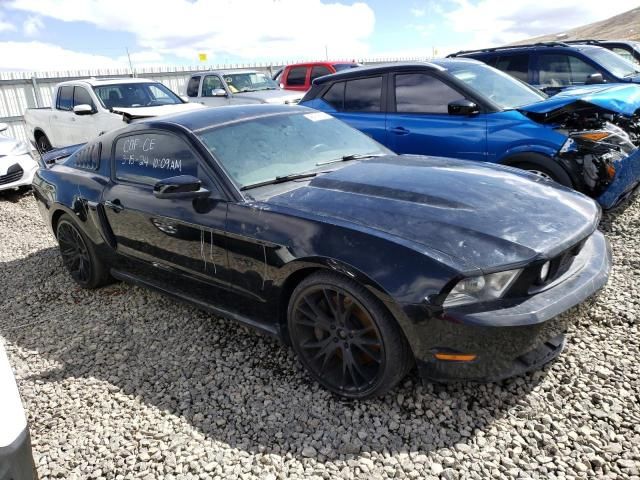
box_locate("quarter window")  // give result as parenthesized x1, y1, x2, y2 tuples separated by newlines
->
(344, 76, 382, 112)
(495, 54, 529, 82)
(187, 76, 201, 97)
(114, 133, 200, 186)
(394, 74, 464, 114)
(56, 86, 73, 111)
(286, 67, 307, 86)
(322, 82, 345, 110)
(202, 75, 224, 96)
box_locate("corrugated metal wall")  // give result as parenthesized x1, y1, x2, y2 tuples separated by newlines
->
(0, 58, 424, 143)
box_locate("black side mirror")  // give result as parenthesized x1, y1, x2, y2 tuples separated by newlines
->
(154, 175, 211, 199)
(585, 73, 604, 85)
(448, 99, 479, 115)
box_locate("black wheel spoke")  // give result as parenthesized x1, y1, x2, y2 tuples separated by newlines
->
(57, 221, 92, 285)
(292, 284, 385, 395)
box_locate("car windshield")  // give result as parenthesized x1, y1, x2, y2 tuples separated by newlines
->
(445, 62, 546, 109)
(223, 72, 279, 93)
(582, 47, 640, 77)
(94, 82, 182, 109)
(197, 110, 391, 189)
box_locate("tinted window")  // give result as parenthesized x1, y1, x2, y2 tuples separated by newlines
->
(395, 74, 464, 113)
(344, 76, 382, 112)
(114, 133, 199, 185)
(73, 86, 95, 109)
(94, 83, 182, 109)
(322, 82, 344, 110)
(286, 67, 307, 86)
(57, 86, 73, 111)
(310, 66, 332, 81)
(610, 47, 635, 64)
(202, 75, 224, 96)
(538, 53, 599, 87)
(495, 54, 529, 82)
(187, 76, 200, 97)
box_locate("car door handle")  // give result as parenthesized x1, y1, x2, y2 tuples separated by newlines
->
(104, 199, 124, 212)
(390, 126, 410, 135)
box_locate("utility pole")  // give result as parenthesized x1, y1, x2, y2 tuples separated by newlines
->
(126, 47, 134, 77)
(325, 45, 328, 61)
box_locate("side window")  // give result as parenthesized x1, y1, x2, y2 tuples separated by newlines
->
(344, 76, 382, 112)
(322, 82, 344, 110)
(56, 86, 73, 111)
(202, 75, 224, 97)
(114, 133, 201, 186)
(286, 67, 307, 86)
(310, 66, 332, 82)
(538, 54, 572, 87)
(610, 47, 635, 64)
(73, 86, 95, 109)
(495, 54, 529, 82)
(394, 73, 464, 114)
(567, 55, 599, 83)
(186, 76, 201, 97)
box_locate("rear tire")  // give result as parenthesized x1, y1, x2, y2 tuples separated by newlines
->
(56, 214, 111, 289)
(35, 133, 52, 154)
(287, 271, 413, 399)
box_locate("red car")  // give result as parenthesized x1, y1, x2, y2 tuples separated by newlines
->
(274, 61, 361, 91)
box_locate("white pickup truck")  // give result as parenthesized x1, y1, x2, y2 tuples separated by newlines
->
(24, 78, 204, 152)
(186, 69, 302, 107)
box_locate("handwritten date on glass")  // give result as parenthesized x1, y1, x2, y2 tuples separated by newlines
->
(121, 154, 183, 172)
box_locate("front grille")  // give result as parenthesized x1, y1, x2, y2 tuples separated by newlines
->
(0, 163, 23, 185)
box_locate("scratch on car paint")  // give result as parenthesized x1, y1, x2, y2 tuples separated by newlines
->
(209, 230, 217, 274)
(262, 245, 267, 290)
(200, 229, 207, 271)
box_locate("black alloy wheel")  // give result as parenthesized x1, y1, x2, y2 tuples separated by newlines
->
(57, 219, 92, 285)
(288, 272, 412, 399)
(55, 214, 112, 289)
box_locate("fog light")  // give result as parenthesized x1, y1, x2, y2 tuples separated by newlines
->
(539, 261, 551, 283)
(434, 353, 477, 362)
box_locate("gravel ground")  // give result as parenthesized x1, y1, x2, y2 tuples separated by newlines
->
(1, 189, 639, 480)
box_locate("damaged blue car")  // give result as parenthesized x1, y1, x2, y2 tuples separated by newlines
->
(300, 59, 640, 209)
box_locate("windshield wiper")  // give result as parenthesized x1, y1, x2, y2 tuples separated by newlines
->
(240, 172, 318, 190)
(316, 153, 385, 166)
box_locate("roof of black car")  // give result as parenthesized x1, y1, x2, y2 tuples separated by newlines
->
(144, 104, 313, 132)
(451, 42, 605, 57)
(310, 59, 481, 85)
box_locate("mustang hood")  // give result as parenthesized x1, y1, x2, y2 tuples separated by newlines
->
(266, 156, 600, 272)
(113, 102, 204, 121)
(519, 84, 640, 122)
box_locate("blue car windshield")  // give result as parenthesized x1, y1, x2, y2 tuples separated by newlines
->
(197, 111, 391, 189)
(446, 62, 545, 109)
(581, 47, 640, 78)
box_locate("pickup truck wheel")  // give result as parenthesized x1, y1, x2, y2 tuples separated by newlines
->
(56, 214, 112, 289)
(288, 271, 412, 399)
(35, 133, 52, 154)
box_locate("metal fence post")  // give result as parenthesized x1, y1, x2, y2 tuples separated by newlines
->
(31, 77, 42, 108)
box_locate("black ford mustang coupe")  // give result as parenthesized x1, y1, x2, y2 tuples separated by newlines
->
(33, 105, 611, 399)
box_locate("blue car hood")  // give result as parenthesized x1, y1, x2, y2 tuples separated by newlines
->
(519, 84, 640, 121)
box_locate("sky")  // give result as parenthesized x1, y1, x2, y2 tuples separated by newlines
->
(0, 0, 638, 72)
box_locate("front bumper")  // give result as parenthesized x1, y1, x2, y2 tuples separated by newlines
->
(0, 154, 38, 191)
(401, 230, 611, 382)
(596, 147, 640, 209)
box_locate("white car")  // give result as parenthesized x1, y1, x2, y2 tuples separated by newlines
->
(0, 341, 36, 479)
(23, 77, 204, 152)
(0, 123, 38, 192)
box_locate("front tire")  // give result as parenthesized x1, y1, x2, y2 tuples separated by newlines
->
(509, 154, 573, 188)
(35, 133, 52, 154)
(288, 271, 412, 399)
(56, 214, 111, 289)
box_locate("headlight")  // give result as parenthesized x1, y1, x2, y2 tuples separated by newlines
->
(568, 123, 636, 155)
(8, 140, 30, 156)
(443, 269, 521, 308)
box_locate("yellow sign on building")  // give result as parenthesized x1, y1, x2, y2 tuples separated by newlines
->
(198, 53, 207, 62)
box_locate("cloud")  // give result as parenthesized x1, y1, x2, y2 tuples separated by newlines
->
(0, 12, 16, 32)
(7, 0, 375, 62)
(411, 8, 426, 17)
(22, 15, 43, 36)
(0, 41, 126, 71)
(443, 0, 640, 47)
